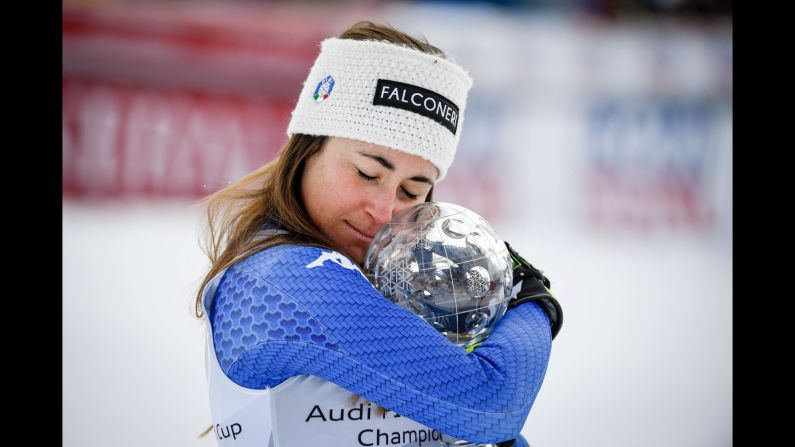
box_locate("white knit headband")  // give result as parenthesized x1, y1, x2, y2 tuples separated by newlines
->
(287, 37, 474, 181)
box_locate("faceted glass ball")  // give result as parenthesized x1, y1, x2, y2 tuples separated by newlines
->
(364, 202, 512, 348)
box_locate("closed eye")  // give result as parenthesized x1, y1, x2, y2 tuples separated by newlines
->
(358, 168, 419, 200)
(401, 188, 418, 200)
(356, 169, 378, 182)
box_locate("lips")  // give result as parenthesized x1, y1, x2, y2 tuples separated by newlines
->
(345, 221, 375, 241)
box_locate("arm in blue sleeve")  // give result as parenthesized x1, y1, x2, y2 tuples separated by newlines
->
(210, 245, 552, 443)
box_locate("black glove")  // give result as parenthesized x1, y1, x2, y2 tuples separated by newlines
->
(505, 242, 563, 341)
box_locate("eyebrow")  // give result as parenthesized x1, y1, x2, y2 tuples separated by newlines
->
(356, 151, 435, 185)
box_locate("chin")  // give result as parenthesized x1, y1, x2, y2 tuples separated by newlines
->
(349, 248, 366, 267)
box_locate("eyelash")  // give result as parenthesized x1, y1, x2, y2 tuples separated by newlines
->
(356, 169, 419, 200)
(356, 169, 378, 182)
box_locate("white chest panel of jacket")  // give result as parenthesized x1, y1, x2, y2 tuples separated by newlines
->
(204, 327, 273, 445)
(270, 375, 456, 447)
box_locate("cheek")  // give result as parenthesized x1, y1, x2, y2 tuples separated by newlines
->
(323, 169, 363, 206)
(302, 164, 328, 221)
(304, 166, 360, 223)
(331, 181, 366, 214)
(392, 201, 418, 219)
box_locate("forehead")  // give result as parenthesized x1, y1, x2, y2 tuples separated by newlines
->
(325, 137, 439, 179)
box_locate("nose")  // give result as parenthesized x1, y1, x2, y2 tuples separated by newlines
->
(366, 188, 397, 226)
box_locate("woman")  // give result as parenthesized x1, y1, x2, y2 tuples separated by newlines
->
(194, 21, 561, 447)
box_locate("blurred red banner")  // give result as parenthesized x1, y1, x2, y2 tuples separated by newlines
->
(62, 79, 296, 198)
(62, 1, 380, 199)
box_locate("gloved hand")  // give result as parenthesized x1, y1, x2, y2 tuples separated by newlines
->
(505, 242, 563, 340)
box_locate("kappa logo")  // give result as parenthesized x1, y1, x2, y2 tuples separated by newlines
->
(306, 251, 365, 275)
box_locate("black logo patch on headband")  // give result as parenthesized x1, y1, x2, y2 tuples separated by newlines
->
(373, 79, 460, 135)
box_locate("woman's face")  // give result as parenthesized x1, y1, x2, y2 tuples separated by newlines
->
(301, 136, 438, 265)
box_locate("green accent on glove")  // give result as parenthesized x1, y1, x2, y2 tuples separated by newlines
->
(465, 340, 484, 354)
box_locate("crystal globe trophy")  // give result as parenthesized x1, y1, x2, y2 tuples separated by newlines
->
(363, 202, 513, 349)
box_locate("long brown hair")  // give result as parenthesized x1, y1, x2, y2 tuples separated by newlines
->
(195, 20, 448, 436)
(194, 133, 331, 319)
